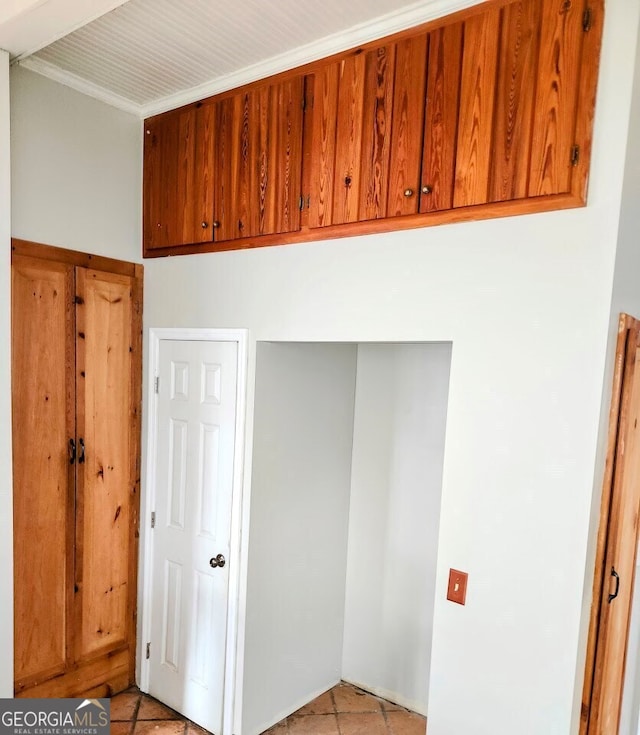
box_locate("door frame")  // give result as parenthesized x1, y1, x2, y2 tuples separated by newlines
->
(581, 313, 640, 734)
(140, 328, 248, 735)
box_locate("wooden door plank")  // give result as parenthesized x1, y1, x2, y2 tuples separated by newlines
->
(388, 33, 428, 217)
(158, 114, 180, 248)
(358, 44, 396, 221)
(143, 118, 165, 250)
(490, 0, 541, 202)
(453, 8, 501, 208)
(332, 53, 366, 225)
(420, 22, 463, 213)
(181, 102, 216, 244)
(214, 96, 236, 242)
(75, 268, 135, 662)
(12, 256, 75, 690)
(268, 78, 304, 235)
(308, 63, 339, 229)
(528, 0, 583, 196)
(588, 332, 640, 733)
(581, 316, 639, 734)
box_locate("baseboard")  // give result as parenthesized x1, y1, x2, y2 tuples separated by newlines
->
(341, 677, 428, 717)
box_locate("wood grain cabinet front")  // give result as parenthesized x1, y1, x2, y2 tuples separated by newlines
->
(308, 35, 428, 228)
(142, 0, 603, 256)
(12, 242, 143, 699)
(144, 100, 215, 250)
(214, 76, 304, 242)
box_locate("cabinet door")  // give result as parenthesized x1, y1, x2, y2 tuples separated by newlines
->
(214, 77, 304, 242)
(309, 38, 428, 227)
(144, 101, 216, 250)
(12, 256, 76, 692)
(421, 0, 581, 212)
(75, 268, 137, 665)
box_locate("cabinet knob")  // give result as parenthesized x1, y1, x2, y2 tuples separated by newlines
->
(404, 188, 414, 197)
(201, 221, 209, 229)
(422, 185, 433, 195)
(212, 221, 220, 229)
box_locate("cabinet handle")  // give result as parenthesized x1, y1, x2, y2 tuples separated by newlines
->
(404, 188, 414, 197)
(201, 221, 209, 229)
(78, 438, 85, 465)
(69, 438, 76, 465)
(212, 221, 220, 229)
(422, 185, 433, 195)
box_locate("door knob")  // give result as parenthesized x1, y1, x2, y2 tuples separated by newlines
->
(209, 554, 226, 569)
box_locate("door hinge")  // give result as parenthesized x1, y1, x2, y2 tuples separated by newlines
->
(151, 511, 156, 529)
(571, 145, 580, 167)
(146, 642, 151, 659)
(299, 194, 310, 210)
(583, 7, 593, 32)
(154, 376, 160, 394)
(299, 195, 304, 211)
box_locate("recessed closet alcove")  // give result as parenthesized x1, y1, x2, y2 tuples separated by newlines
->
(242, 341, 452, 734)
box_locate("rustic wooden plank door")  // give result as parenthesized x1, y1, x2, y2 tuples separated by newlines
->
(387, 34, 428, 217)
(144, 103, 215, 250)
(214, 79, 303, 242)
(420, 21, 463, 213)
(453, 7, 500, 208)
(489, 0, 541, 202)
(529, 0, 584, 197)
(585, 321, 640, 734)
(12, 255, 76, 694)
(74, 267, 137, 678)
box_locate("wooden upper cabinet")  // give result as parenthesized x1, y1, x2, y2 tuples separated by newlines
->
(309, 36, 428, 228)
(420, 0, 592, 212)
(144, 101, 215, 250)
(142, 0, 603, 256)
(214, 77, 304, 242)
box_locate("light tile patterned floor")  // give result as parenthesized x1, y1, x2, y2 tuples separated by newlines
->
(110, 682, 427, 735)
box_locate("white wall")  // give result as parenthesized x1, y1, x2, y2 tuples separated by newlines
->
(2, 65, 143, 694)
(10, 65, 141, 262)
(0, 49, 14, 699)
(604, 6, 640, 734)
(342, 343, 450, 715)
(142, 1, 637, 718)
(242, 343, 357, 735)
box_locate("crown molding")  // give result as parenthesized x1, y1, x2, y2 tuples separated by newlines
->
(18, 55, 144, 115)
(18, 0, 481, 119)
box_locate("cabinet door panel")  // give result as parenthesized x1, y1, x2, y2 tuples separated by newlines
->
(260, 78, 304, 235)
(387, 34, 428, 217)
(215, 79, 303, 241)
(528, 0, 583, 196)
(490, 0, 541, 202)
(75, 268, 135, 661)
(144, 104, 215, 249)
(12, 256, 75, 689)
(179, 102, 216, 244)
(308, 64, 339, 229)
(420, 23, 463, 213)
(332, 54, 366, 225)
(358, 44, 396, 221)
(453, 8, 500, 208)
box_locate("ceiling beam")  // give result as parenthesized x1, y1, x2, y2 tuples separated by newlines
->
(0, 0, 131, 59)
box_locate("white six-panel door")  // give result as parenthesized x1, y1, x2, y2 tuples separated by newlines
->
(148, 339, 239, 734)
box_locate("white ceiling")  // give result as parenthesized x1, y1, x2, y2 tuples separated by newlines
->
(2, 0, 478, 118)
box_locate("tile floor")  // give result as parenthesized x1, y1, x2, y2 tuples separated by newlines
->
(110, 682, 427, 735)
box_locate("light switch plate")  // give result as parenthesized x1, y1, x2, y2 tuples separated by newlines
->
(447, 568, 468, 605)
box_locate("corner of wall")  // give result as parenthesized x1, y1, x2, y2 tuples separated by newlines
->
(0, 48, 15, 698)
